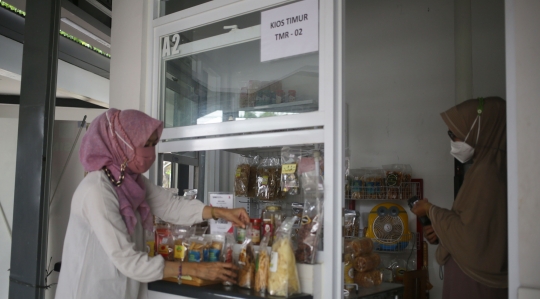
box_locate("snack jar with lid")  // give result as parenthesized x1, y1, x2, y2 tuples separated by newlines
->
(250, 218, 262, 245)
(237, 227, 246, 244)
(349, 169, 365, 199)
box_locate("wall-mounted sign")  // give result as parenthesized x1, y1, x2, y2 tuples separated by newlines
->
(261, 0, 319, 62)
(208, 192, 234, 234)
(162, 33, 180, 58)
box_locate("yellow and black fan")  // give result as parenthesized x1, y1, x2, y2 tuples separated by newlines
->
(366, 202, 411, 251)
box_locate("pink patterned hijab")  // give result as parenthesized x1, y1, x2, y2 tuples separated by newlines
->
(79, 109, 163, 234)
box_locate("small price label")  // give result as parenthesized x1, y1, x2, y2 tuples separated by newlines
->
(282, 163, 297, 174)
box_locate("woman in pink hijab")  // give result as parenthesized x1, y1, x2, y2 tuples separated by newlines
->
(55, 109, 250, 299)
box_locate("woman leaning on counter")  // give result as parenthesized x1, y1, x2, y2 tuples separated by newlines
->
(55, 109, 250, 299)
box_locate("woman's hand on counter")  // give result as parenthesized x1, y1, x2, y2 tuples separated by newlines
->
(163, 261, 239, 284)
(190, 262, 239, 284)
(204, 206, 250, 228)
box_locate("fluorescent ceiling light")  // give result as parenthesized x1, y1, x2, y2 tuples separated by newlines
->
(61, 17, 111, 48)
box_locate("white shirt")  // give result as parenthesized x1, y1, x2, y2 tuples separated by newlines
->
(55, 171, 205, 299)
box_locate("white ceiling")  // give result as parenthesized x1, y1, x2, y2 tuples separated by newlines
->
(5, 0, 111, 46)
(1, 0, 111, 102)
(0, 73, 87, 98)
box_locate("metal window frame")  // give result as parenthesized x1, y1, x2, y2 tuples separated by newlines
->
(148, 1, 344, 298)
(151, 0, 328, 139)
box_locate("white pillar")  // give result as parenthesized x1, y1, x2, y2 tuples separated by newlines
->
(109, 0, 151, 111)
(506, 0, 540, 298)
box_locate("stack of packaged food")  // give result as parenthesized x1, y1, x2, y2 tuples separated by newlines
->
(239, 217, 301, 296)
(344, 237, 383, 288)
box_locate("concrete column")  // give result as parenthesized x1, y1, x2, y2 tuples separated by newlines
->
(8, 0, 61, 298)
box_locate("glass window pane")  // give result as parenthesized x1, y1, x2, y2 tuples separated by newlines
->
(159, 0, 213, 18)
(159, 3, 319, 129)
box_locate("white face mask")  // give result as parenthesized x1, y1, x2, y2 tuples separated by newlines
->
(450, 115, 481, 163)
(450, 140, 475, 163)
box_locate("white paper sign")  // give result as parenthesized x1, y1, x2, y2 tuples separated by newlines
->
(261, 0, 319, 62)
(208, 192, 234, 234)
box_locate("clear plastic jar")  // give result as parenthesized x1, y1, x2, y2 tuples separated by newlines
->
(261, 205, 283, 246)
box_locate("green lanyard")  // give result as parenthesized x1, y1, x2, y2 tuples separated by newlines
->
(477, 97, 485, 115)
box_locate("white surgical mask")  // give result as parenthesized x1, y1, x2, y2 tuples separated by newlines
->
(450, 115, 481, 163)
(450, 140, 475, 163)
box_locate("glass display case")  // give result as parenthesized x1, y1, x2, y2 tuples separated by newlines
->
(150, 0, 344, 298)
(152, 0, 332, 140)
(158, 4, 319, 129)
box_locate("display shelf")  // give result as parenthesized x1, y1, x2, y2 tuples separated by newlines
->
(241, 99, 316, 112)
(345, 182, 420, 201)
(149, 280, 313, 299)
(344, 282, 404, 299)
(226, 144, 324, 158)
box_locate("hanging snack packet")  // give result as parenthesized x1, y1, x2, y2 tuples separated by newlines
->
(343, 209, 357, 237)
(274, 157, 284, 199)
(254, 232, 271, 293)
(257, 157, 271, 200)
(247, 156, 260, 198)
(237, 224, 256, 289)
(235, 156, 252, 197)
(221, 233, 235, 286)
(295, 179, 323, 264)
(268, 157, 281, 200)
(281, 147, 301, 196)
(298, 149, 324, 191)
(268, 217, 301, 297)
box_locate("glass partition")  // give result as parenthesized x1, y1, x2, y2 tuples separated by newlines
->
(159, 3, 319, 128)
(159, 0, 213, 17)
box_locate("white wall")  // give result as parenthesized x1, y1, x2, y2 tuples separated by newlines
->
(345, 1, 506, 298)
(109, 0, 151, 111)
(345, 1, 454, 298)
(0, 118, 18, 299)
(471, 0, 506, 98)
(0, 35, 110, 107)
(45, 121, 88, 299)
(506, 1, 540, 298)
(0, 114, 96, 299)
